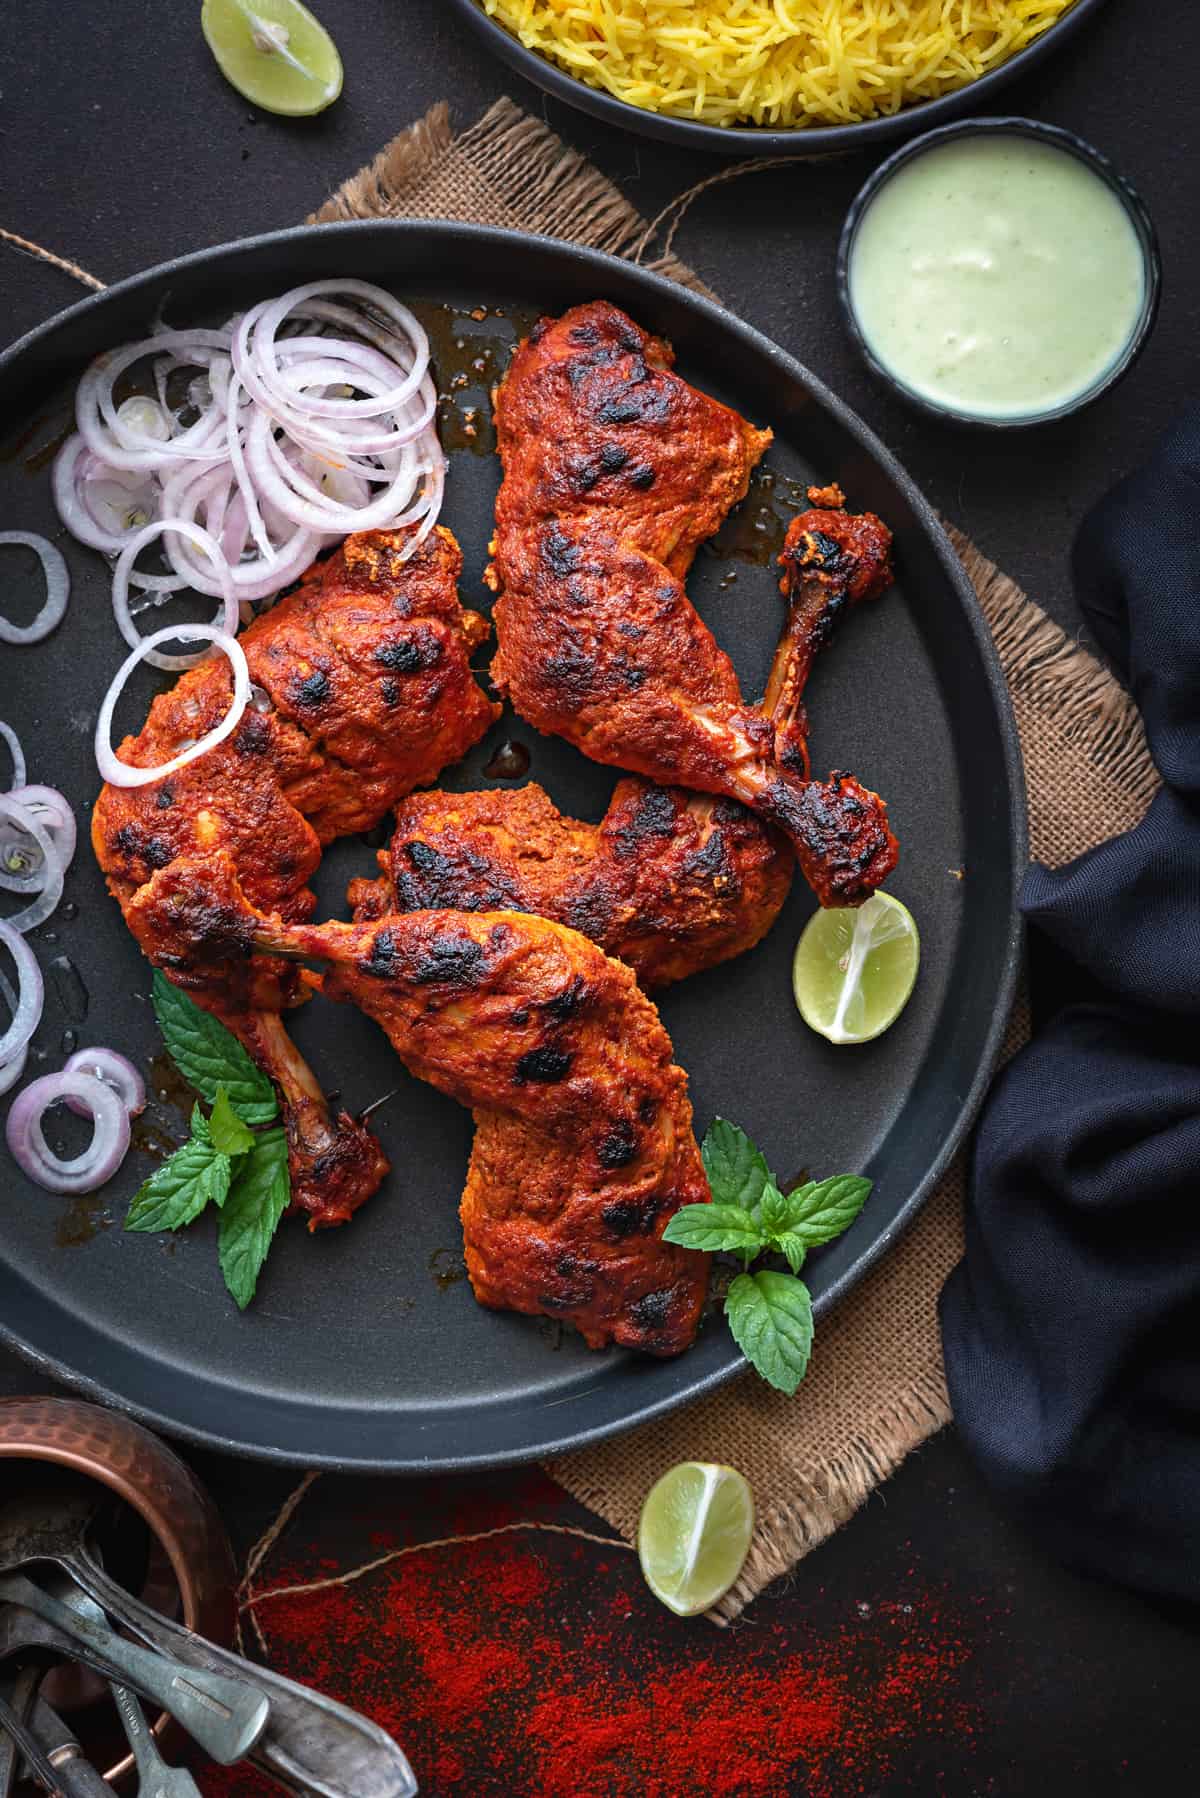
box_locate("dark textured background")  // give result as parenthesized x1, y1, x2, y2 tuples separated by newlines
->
(2, 1, 1199, 1791)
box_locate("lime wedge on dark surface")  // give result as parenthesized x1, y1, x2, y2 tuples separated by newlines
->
(201, 0, 343, 116)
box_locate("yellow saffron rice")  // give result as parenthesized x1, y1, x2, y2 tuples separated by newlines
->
(480, 0, 1079, 129)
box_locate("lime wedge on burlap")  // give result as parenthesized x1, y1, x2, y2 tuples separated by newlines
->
(201, 0, 343, 116)
(792, 891, 920, 1046)
(638, 1462, 754, 1617)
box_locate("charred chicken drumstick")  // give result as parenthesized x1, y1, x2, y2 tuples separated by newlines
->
(355, 481, 894, 983)
(130, 853, 712, 1354)
(93, 526, 499, 1227)
(488, 301, 898, 906)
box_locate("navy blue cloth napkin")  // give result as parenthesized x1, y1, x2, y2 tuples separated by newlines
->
(940, 408, 1200, 1605)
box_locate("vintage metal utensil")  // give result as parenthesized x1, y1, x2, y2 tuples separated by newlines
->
(0, 1483, 414, 1796)
(0, 1690, 66, 1797)
(24, 1695, 114, 1798)
(57, 1587, 202, 1798)
(110, 1681, 202, 1798)
(72, 1549, 418, 1798)
(0, 1577, 266, 1767)
(0, 1664, 42, 1798)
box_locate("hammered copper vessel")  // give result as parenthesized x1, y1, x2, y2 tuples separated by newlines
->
(0, 1396, 237, 1785)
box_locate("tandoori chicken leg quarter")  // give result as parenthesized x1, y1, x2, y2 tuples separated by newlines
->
(487, 301, 900, 907)
(131, 852, 712, 1355)
(350, 778, 793, 990)
(92, 525, 499, 1227)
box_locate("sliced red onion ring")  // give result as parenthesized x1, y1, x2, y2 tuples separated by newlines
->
(112, 519, 238, 670)
(64, 1045, 146, 1117)
(0, 1044, 28, 1099)
(0, 785, 77, 892)
(0, 920, 43, 1067)
(0, 723, 24, 794)
(6, 1070, 130, 1194)
(0, 532, 70, 645)
(96, 623, 250, 787)
(0, 797, 64, 933)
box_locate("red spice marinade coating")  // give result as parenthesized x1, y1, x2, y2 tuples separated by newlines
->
(203, 1474, 984, 1797)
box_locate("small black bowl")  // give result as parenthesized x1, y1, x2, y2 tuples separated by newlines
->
(447, 0, 1111, 159)
(836, 116, 1161, 428)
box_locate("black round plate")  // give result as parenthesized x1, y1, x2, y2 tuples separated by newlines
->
(0, 222, 1024, 1471)
(447, 0, 1109, 157)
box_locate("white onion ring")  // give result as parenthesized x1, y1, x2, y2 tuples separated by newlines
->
(234, 281, 428, 419)
(6, 1070, 131, 1194)
(0, 798, 64, 933)
(0, 785, 77, 893)
(112, 519, 238, 671)
(0, 532, 70, 645)
(64, 1045, 146, 1117)
(75, 329, 233, 471)
(0, 921, 43, 1067)
(58, 281, 445, 634)
(0, 724, 24, 794)
(95, 623, 250, 788)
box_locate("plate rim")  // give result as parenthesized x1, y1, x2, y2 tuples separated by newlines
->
(0, 219, 1027, 1470)
(445, 0, 1111, 157)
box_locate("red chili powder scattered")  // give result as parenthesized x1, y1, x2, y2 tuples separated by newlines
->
(202, 1526, 981, 1798)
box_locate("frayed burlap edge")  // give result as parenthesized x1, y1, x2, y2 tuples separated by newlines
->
(310, 97, 714, 298)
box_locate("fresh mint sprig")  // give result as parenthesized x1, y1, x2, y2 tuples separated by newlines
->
(150, 971, 277, 1124)
(128, 980, 290, 1308)
(662, 1118, 872, 1395)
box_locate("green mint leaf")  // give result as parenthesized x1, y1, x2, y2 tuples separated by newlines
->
(208, 1084, 256, 1158)
(661, 1203, 765, 1257)
(701, 1118, 773, 1213)
(125, 1110, 232, 1233)
(218, 1128, 290, 1310)
(757, 1181, 791, 1239)
(775, 1232, 807, 1276)
(777, 1175, 873, 1248)
(725, 1270, 814, 1395)
(151, 971, 277, 1125)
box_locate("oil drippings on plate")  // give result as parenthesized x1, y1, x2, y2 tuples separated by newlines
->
(484, 739, 530, 780)
(418, 301, 540, 459)
(429, 1246, 467, 1291)
(535, 1316, 565, 1351)
(701, 1261, 738, 1324)
(0, 411, 72, 474)
(55, 1193, 114, 1249)
(706, 465, 815, 579)
(147, 1050, 200, 1119)
(130, 1112, 184, 1164)
(48, 955, 89, 1024)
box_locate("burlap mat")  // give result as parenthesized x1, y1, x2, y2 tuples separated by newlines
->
(313, 101, 1162, 1621)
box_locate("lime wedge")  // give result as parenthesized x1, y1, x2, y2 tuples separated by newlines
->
(792, 891, 920, 1045)
(201, 0, 343, 116)
(637, 1462, 754, 1617)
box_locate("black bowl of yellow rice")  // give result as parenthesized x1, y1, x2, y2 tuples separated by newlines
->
(448, 0, 1110, 156)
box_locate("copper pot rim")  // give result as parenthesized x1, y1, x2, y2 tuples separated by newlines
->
(0, 1395, 238, 1784)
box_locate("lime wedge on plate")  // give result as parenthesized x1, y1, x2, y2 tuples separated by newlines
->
(638, 1461, 754, 1617)
(792, 891, 920, 1045)
(201, 0, 343, 116)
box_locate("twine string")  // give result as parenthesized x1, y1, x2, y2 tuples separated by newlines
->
(0, 228, 105, 291)
(632, 157, 790, 267)
(2, 154, 796, 301)
(236, 1470, 632, 1656)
